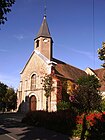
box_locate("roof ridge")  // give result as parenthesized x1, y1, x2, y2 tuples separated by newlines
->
(53, 57, 85, 72)
(35, 50, 50, 64)
(94, 68, 105, 71)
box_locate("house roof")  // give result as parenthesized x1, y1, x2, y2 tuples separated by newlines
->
(35, 16, 51, 39)
(93, 68, 105, 80)
(93, 68, 105, 91)
(52, 58, 87, 82)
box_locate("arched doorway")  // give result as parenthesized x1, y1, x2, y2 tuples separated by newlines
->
(29, 95, 37, 111)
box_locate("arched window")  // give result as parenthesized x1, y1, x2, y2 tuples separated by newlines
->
(31, 74, 36, 90)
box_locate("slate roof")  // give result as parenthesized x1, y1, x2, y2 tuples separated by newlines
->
(36, 16, 51, 39)
(52, 58, 87, 82)
(52, 59, 105, 91)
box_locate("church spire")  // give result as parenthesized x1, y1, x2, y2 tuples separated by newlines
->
(34, 0, 53, 60)
(35, 0, 52, 40)
(35, 16, 51, 39)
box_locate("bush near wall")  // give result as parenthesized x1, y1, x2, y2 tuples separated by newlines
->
(101, 98, 105, 111)
(57, 101, 71, 110)
(22, 110, 77, 136)
(73, 112, 105, 139)
(87, 112, 105, 140)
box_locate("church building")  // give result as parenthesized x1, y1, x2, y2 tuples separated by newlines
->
(17, 15, 105, 112)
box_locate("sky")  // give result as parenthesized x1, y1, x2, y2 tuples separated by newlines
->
(0, 0, 105, 89)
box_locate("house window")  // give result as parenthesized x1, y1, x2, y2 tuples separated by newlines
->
(36, 40, 39, 48)
(31, 74, 36, 90)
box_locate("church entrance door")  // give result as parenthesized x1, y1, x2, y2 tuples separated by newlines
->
(29, 95, 37, 111)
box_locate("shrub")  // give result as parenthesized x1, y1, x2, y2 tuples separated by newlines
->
(57, 101, 71, 110)
(87, 113, 105, 140)
(22, 111, 47, 126)
(73, 124, 82, 137)
(73, 112, 105, 139)
(101, 98, 105, 111)
(76, 112, 105, 126)
(22, 110, 77, 136)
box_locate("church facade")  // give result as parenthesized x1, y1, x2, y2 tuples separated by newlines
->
(17, 15, 105, 112)
(17, 16, 58, 112)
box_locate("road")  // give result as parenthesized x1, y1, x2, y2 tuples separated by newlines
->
(0, 112, 79, 140)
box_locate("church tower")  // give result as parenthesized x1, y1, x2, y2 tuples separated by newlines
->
(34, 15, 53, 60)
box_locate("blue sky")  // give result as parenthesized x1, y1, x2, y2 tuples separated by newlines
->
(0, 0, 105, 89)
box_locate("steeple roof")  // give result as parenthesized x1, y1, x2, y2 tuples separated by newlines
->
(36, 16, 51, 39)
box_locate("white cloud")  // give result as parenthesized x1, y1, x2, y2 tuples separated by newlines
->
(71, 49, 94, 60)
(14, 34, 24, 40)
(0, 49, 8, 53)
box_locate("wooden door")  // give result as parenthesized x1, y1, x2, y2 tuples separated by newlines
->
(30, 95, 37, 111)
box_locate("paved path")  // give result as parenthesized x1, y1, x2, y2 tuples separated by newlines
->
(0, 112, 79, 140)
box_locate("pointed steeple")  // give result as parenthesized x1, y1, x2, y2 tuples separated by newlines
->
(34, 8, 53, 60)
(36, 16, 51, 39)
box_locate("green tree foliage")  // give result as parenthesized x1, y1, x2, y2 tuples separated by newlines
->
(57, 101, 71, 111)
(101, 98, 105, 111)
(42, 74, 53, 111)
(72, 75, 102, 114)
(0, 81, 17, 111)
(98, 42, 105, 68)
(71, 75, 102, 140)
(0, 0, 15, 24)
(0, 82, 7, 110)
(5, 87, 17, 111)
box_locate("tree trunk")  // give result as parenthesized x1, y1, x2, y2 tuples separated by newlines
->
(46, 97, 48, 112)
(80, 114, 87, 140)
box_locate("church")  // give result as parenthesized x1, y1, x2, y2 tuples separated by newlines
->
(17, 14, 105, 112)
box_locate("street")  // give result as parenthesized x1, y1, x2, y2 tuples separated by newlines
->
(0, 112, 77, 140)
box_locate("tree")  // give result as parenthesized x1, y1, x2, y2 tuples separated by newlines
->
(42, 74, 53, 112)
(98, 42, 105, 68)
(0, 82, 7, 111)
(0, 81, 17, 111)
(0, 0, 15, 24)
(5, 87, 17, 111)
(71, 75, 102, 140)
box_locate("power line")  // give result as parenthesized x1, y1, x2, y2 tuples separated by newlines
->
(93, 0, 96, 69)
